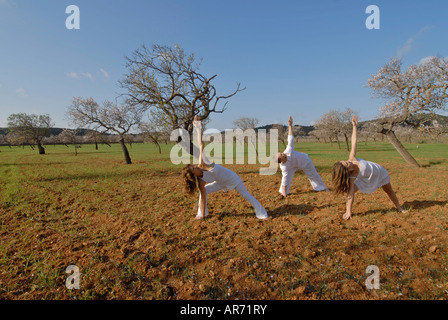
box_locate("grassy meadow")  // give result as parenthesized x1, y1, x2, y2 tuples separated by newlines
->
(1, 141, 448, 300)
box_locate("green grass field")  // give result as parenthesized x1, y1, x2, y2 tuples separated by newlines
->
(1, 141, 447, 300)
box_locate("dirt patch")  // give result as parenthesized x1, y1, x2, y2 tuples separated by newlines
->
(1, 161, 448, 300)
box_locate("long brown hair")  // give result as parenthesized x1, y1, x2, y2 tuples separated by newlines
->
(182, 165, 199, 195)
(332, 161, 350, 195)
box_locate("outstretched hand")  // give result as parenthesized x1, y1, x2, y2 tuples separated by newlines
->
(352, 115, 358, 127)
(288, 116, 293, 126)
(193, 116, 201, 130)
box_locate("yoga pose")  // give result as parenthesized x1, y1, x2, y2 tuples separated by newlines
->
(277, 116, 328, 197)
(332, 115, 407, 220)
(182, 117, 269, 220)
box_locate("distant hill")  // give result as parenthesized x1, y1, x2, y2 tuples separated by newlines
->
(255, 113, 448, 135)
(0, 127, 111, 136)
(254, 124, 315, 136)
(357, 113, 448, 128)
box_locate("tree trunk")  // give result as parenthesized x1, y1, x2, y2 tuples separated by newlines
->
(119, 136, 132, 164)
(37, 142, 45, 155)
(155, 141, 162, 154)
(384, 130, 420, 167)
(335, 136, 341, 149)
(343, 133, 350, 151)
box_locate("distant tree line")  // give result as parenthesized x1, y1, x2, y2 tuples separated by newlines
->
(1, 46, 447, 168)
(1, 112, 447, 156)
(0, 122, 169, 152)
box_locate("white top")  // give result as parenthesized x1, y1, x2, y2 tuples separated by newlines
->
(354, 158, 390, 194)
(201, 163, 242, 190)
(280, 135, 313, 186)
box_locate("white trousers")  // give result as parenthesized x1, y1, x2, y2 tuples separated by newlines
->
(197, 181, 268, 219)
(279, 164, 327, 194)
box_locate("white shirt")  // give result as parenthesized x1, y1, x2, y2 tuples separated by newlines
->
(201, 163, 242, 190)
(354, 158, 390, 194)
(280, 135, 313, 186)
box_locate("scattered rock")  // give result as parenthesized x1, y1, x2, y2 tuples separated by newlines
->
(429, 245, 438, 253)
(294, 286, 306, 295)
(304, 249, 316, 258)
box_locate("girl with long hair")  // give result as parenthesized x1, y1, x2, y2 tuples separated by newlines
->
(332, 115, 407, 220)
(182, 117, 269, 220)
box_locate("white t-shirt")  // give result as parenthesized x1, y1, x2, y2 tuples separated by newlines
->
(354, 158, 390, 194)
(280, 135, 313, 186)
(201, 163, 242, 190)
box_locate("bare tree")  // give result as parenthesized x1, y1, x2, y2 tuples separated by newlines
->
(67, 97, 144, 164)
(395, 125, 416, 143)
(360, 121, 382, 144)
(314, 110, 342, 148)
(367, 56, 448, 167)
(0, 134, 8, 148)
(309, 128, 326, 143)
(7, 113, 53, 154)
(292, 125, 305, 138)
(419, 119, 448, 142)
(83, 130, 111, 150)
(59, 128, 81, 155)
(119, 43, 244, 154)
(233, 117, 259, 130)
(339, 108, 359, 151)
(233, 116, 260, 152)
(138, 117, 168, 154)
(271, 123, 287, 148)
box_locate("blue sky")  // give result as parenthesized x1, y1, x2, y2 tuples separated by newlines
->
(0, 0, 447, 130)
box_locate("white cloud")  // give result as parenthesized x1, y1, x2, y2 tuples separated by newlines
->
(397, 38, 414, 59)
(67, 72, 80, 79)
(68, 69, 111, 81)
(67, 72, 94, 80)
(397, 26, 435, 59)
(100, 68, 110, 80)
(16, 87, 26, 98)
(80, 72, 94, 81)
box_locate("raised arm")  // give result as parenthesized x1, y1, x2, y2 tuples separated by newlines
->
(193, 116, 205, 167)
(283, 116, 295, 153)
(348, 115, 358, 161)
(288, 116, 293, 136)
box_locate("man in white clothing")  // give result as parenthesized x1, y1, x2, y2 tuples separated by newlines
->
(277, 116, 328, 197)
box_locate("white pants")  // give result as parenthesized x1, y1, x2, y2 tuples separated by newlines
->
(279, 164, 327, 194)
(197, 181, 268, 219)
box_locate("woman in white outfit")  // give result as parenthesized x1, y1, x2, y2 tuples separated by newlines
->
(332, 115, 407, 220)
(277, 116, 328, 197)
(182, 117, 269, 220)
